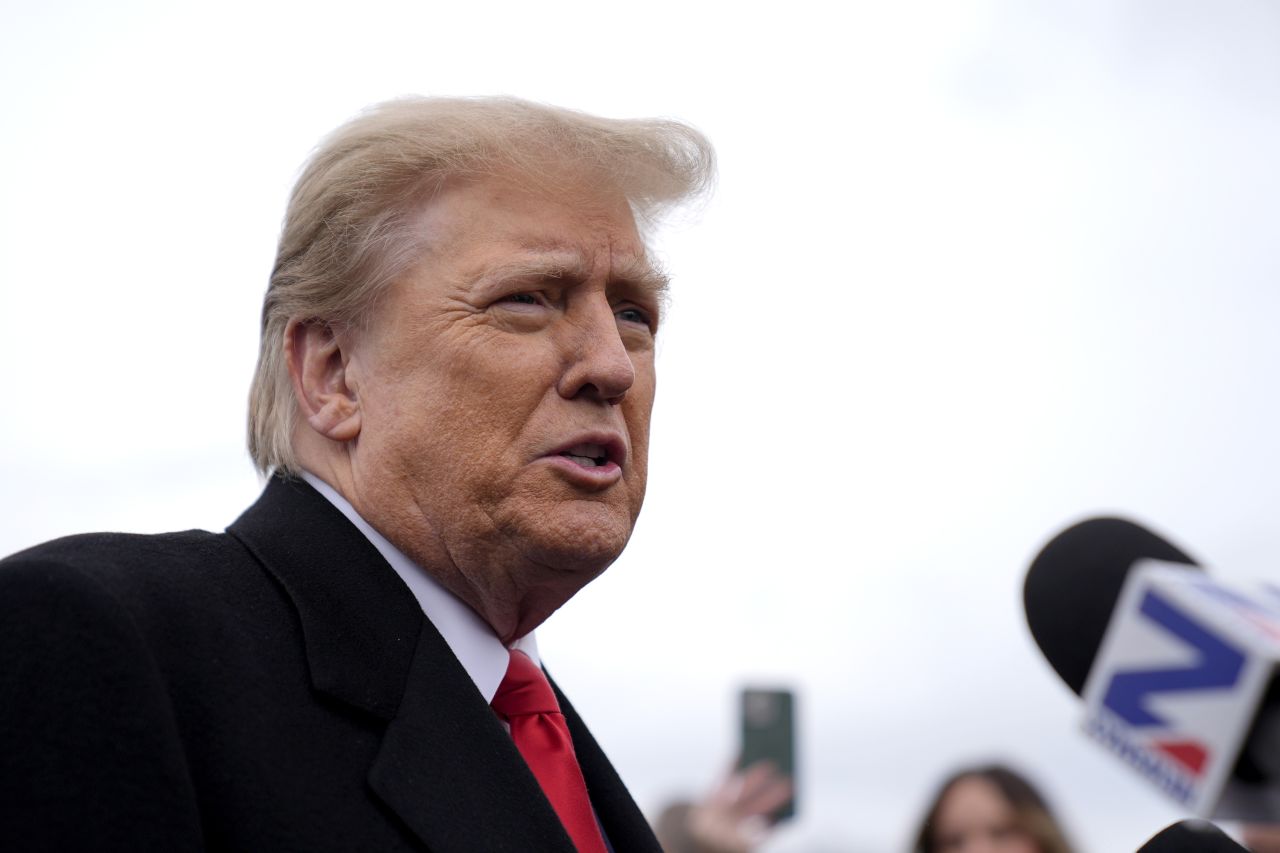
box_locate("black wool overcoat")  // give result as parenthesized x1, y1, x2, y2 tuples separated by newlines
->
(0, 476, 659, 853)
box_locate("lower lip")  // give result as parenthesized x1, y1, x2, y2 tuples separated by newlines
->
(539, 455, 623, 488)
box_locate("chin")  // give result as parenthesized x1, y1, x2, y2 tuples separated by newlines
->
(507, 501, 636, 576)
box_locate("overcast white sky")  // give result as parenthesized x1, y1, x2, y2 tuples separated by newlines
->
(4, 1, 1280, 849)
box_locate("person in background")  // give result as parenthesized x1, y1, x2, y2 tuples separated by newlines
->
(911, 763, 1076, 853)
(655, 762, 793, 853)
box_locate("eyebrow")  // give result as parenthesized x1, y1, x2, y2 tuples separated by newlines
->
(482, 248, 670, 299)
(612, 253, 671, 300)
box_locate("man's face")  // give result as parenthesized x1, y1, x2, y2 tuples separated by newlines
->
(342, 174, 662, 629)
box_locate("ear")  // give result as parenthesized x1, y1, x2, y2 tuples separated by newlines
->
(285, 319, 362, 443)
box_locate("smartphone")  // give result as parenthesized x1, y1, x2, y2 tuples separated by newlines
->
(738, 687, 797, 821)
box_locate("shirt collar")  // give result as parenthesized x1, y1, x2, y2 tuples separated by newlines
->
(300, 471, 538, 703)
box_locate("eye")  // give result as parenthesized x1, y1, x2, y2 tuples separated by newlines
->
(501, 292, 541, 306)
(615, 306, 653, 328)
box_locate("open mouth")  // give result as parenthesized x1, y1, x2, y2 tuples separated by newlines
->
(559, 443, 611, 468)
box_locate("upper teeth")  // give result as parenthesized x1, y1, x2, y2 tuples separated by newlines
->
(563, 443, 606, 466)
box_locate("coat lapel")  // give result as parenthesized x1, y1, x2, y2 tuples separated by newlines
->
(368, 621, 576, 852)
(228, 475, 422, 721)
(228, 476, 577, 852)
(553, 679, 663, 853)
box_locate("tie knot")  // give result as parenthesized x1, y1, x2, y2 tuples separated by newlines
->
(491, 649, 561, 718)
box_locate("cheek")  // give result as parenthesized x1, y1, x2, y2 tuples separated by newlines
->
(624, 384, 655, 462)
(627, 355, 657, 423)
(622, 397, 655, 517)
(356, 370, 500, 487)
(379, 334, 544, 438)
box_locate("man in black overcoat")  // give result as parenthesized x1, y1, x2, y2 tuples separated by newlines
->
(0, 96, 715, 852)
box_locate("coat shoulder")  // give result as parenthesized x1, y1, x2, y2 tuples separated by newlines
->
(0, 527, 295, 689)
(1, 528, 268, 618)
(3, 528, 240, 580)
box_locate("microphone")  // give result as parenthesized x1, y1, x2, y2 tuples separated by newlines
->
(1136, 820, 1246, 852)
(1024, 517, 1280, 820)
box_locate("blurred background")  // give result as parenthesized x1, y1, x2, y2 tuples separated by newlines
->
(3, 0, 1279, 849)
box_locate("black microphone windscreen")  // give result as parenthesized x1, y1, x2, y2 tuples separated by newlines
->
(1023, 517, 1198, 696)
(1135, 820, 1247, 852)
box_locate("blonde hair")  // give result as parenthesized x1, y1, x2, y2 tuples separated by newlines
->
(247, 96, 715, 475)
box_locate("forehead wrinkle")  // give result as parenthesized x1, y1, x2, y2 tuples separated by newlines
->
(468, 249, 589, 285)
(471, 240, 665, 295)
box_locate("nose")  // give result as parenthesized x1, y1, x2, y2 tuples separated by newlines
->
(556, 297, 635, 405)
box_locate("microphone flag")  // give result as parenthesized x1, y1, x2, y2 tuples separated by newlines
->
(1082, 561, 1280, 819)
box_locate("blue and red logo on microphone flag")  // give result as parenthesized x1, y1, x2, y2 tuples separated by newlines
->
(1080, 563, 1275, 816)
(1099, 590, 1244, 778)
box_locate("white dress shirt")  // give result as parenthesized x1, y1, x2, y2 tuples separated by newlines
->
(301, 471, 538, 703)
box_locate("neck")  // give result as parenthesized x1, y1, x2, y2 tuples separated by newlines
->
(295, 455, 570, 644)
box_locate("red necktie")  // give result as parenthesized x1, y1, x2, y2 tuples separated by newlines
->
(491, 650, 609, 853)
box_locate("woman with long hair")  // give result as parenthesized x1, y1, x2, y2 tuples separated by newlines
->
(912, 763, 1075, 853)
